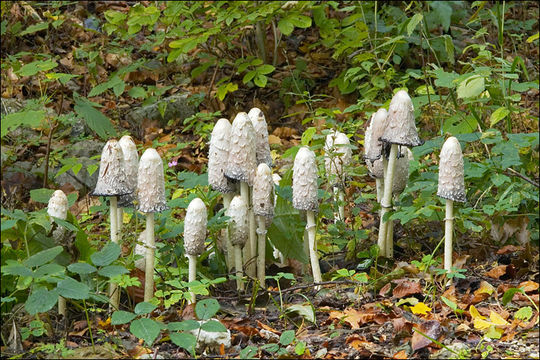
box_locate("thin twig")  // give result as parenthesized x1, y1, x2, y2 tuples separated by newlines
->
(505, 168, 540, 188)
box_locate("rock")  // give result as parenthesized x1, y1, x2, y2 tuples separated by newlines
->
(69, 140, 104, 158)
(53, 157, 100, 191)
(189, 320, 231, 353)
(126, 93, 196, 129)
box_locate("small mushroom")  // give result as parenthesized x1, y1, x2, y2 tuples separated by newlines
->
(293, 146, 322, 289)
(47, 190, 68, 317)
(137, 148, 169, 302)
(248, 107, 273, 168)
(117, 135, 139, 239)
(324, 131, 351, 221)
(184, 198, 208, 303)
(227, 195, 249, 291)
(365, 108, 389, 202)
(252, 163, 274, 287)
(437, 136, 465, 272)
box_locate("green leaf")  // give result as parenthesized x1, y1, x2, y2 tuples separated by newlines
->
(280, 330, 295, 346)
(67, 262, 97, 275)
(53, 217, 78, 232)
(200, 320, 227, 333)
(526, 32, 539, 43)
(1, 219, 17, 231)
(457, 75, 485, 99)
(25, 288, 58, 315)
(257, 64, 275, 75)
(295, 341, 306, 355)
(289, 14, 312, 28)
(253, 74, 267, 87)
(168, 320, 200, 331)
(111, 310, 137, 325)
(514, 306, 533, 321)
(301, 127, 316, 146)
(242, 70, 257, 84)
(170, 332, 197, 354)
(91, 241, 121, 266)
(33, 263, 64, 278)
(440, 296, 457, 311)
(130, 318, 161, 346)
(24, 246, 64, 268)
(284, 304, 316, 323)
(128, 86, 146, 99)
(134, 302, 157, 315)
(407, 13, 423, 36)
(1, 263, 33, 277)
(57, 277, 89, 299)
(18, 22, 49, 36)
(1, 110, 45, 138)
(240, 346, 258, 358)
(195, 298, 220, 320)
(278, 17, 294, 35)
(502, 288, 524, 306)
(17, 59, 58, 77)
(489, 107, 510, 127)
(73, 94, 117, 140)
(98, 265, 129, 278)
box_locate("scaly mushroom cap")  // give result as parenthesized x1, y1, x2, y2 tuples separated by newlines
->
(227, 195, 248, 247)
(92, 139, 131, 197)
(367, 159, 384, 179)
(47, 190, 68, 220)
(393, 147, 411, 195)
(380, 90, 423, 148)
(184, 198, 208, 256)
(437, 136, 466, 202)
(253, 163, 274, 219)
(324, 131, 352, 180)
(134, 230, 147, 271)
(118, 135, 139, 207)
(248, 107, 273, 168)
(292, 146, 319, 212)
(137, 148, 169, 213)
(365, 108, 389, 163)
(225, 112, 257, 186)
(208, 118, 235, 193)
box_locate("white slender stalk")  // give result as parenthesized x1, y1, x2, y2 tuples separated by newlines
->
(187, 253, 197, 304)
(306, 210, 322, 290)
(256, 216, 266, 288)
(303, 226, 310, 274)
(240, 182, 255, 277)
(144, 213, 155, 302)
(375, 178, 384, 203)
(338, 188, 345, 221)
(109, 196, 120, 309)
(117, 207, 123, 240)
(386, 218, 394, 259)
(378, 144, 398, 256)
(333, 186, 343, 222)
(444, 199, 454, 272)
(58, 297, 66, 317)
(223, 193, 234, 272)
(234, 245, 244, 291)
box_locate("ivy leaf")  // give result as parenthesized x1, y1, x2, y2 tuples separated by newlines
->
(111, 310, 137, 325)
(130, 318, 161, 346)
(24, 246, 64, 268)
(134, 302, 157, 315)
(57, 277, 90, 300)
(195, 298, 220, 320)
(73, 93, 117, 140)
(170, 332, 196, 355)
(91, 241, 121, 267)
(25, 288, 58, 315)
(67, 262, 97, 275)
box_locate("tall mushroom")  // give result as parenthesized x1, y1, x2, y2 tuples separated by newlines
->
(137, 148, 169, 302)
(47, 189, 68, 317)
(378, 91, 422, 257)
(92, 139, 131, 309)
(324, 130, 352, 222)
(208, 118, 236, 272)
(252, 163, 274, 287)
(293, 146, 322, 288)
(117, 135, 139, 240)
(248, 107, 273, 168)
(364, 108, 389, 203)
(271, 173, 285, 265)
(437, 137, 465, 272)
(225, 112, 257, 278)
(227, 195, 249, 291)
(184, 197, 208, 304)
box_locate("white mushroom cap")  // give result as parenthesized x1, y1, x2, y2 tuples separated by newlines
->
(253, 163, 274, 219)
(292, 146, 319, 212)
(137, 148, 169, 213)
(324, 131, 352, 181)
(225, 112, 257, 186)
(208, 118, 235, 193)
(134, 230, 147, 271)
(380, 90, 423, 148)
(184, 198, 208, 256)
(248, 107, 273, 168)
(367, 159, 384, 179)
(365, 108, 389, 162)
(272, 173, 281, 186)
(437, 137, 466, 202)
(47, 190, 68, 220)
(393, 147, 411, 195)
(226, 195, 248, 247)
(118, 135, 139, 207)
(92, 139, 131, 197)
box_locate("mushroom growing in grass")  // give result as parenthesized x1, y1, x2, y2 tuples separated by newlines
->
(293, 146, 322, 289)
(47, 190, 68, 317)
(227, 195, 249, 291)
(324, 130, 352, 222)
(437, 136, 465, 272)
(252, 163, 274, 287)
(184, 198, 208, 304)
(117, 135, 139, 240)
(248, 107, 273, 168)
(208, 118, 236, 271)
(364, 108, 389, 203)
(225, 112, 257, 278)
(137, 148, 169, 302)
(92, 139, 131, 309)
(378, 91, 423, 258)
(271, 173, 286, 266)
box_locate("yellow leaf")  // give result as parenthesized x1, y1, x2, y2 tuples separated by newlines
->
(123, 212, 132, 224)
(469, 305, 486, 320)
(410, 302, 432, 315)
(473, 317, 492, 330)
(489, 311, 509, 326)
(171, 188, 184, 200)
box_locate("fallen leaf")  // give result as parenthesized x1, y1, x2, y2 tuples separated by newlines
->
(485, 265, 507, 279)
(410, 302, 432, 316)
(268, 134, 282, 146)
(392, 281, 422, 299)
(328, 308, 383, 329)
(497, 245, 524, 254)
(256, 320, 280, 334)
(518, 281, 539, 293)
(411, 320, 441, 351)
(472, 281, 495, 303)
(393, 350, 408, 359)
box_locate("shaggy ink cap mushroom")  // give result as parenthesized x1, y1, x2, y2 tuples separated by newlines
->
(437, 137, 466, 203)
(208, 118, 235, 193)
(137, 148, 169, 213)
(134, 230, 147, 271)
(380, 90, 423, 148)
(92, 139, 131, 197)
(184, 198, 208, 256)
(118, 135, 139, 207)
(365, 108, 389, 163)
(226, 195, 248, 247)
(248, 107, 273, 168)
(292, 146, 319, 212)
(253, 163, 274, 219)
(47, 190, 68, 220)
(324, 131, 352, 180)
(225, 112, 257, 186)
(392, 147, 412, 195)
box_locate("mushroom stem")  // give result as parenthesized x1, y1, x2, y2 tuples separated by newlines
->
(234, 245, 244, 291)
(375, 178, 383, 203)
(187, 253, 197, 304)
(223, 193, 234, 272)
(117, 207, 123, 240)
(303, 225, 310, 274)
(306, 210, 322, 290)
(109, 196, 120, 309)
(333, 186, 344, 222)
(444, 199, 454, 272)
(240, 182, 256, 277)
(144, 213, 155, 302)
(256, 216, 266, 288)
(58, 297, 66, 317)
(378, 144, 398, 257)
(386, 215, 394, 259)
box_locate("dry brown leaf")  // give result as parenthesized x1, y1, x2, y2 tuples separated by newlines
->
(268, 134, 282, 146)
(471, 281, 495, 303)
(393, 350, 409, 359)
(411, 320, 441, 352)
(256, 320, 280, 334)
(328, 308, 384, 329)
(485, 265, 507, 279)
(518, 281, 539, 293)
(392, 280, 422, 299)
(497, 245, 524, 255)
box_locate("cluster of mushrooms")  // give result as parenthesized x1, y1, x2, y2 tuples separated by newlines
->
(46, 90, 467, 312)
